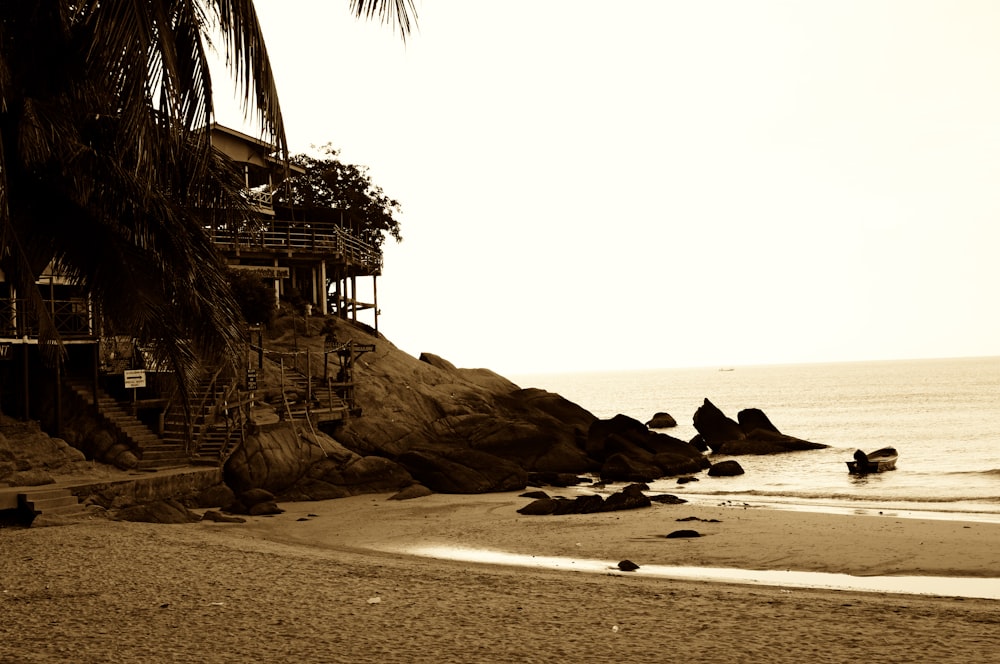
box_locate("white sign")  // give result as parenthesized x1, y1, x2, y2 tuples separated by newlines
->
(123, 369, 146, 389)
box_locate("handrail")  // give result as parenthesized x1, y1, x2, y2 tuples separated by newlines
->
(0, 298, 94, 338)
(206, 219, 382, 271)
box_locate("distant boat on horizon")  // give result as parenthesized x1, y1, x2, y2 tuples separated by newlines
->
(718, 367, 735, 372)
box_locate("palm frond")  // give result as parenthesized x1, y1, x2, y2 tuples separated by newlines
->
(350, 0, 419, 41)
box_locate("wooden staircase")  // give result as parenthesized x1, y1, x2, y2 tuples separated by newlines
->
(282, 370, 350, 424)
(161, 373, 244, 466)
(66, 379, 189, 470)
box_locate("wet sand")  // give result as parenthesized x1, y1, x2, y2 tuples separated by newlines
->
(2, 492, 999, 663)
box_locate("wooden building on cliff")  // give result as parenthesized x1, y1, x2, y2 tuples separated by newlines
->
(207, 124, 381, 329)
(0, 125, 381, 468)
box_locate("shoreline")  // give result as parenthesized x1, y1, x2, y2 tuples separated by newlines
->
(230, 490, 1000, 581)
(4, 491, 1000, 662)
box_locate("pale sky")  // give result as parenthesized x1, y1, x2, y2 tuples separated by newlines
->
(215, 1, 1000, 375)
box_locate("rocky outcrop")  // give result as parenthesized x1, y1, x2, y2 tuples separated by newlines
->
(396, 448, 527, 493)
(230, 319, 728, 495)
(0, 418, 89, 486)
(692, 399, 745, 448)
(693, 399, 828, 455)
(224, 424, 412, 500)
(586, 414, 709, 482)
(645, 412, 677, 428)
(516, 483, 653, 515)
(708, 460, 745, 476)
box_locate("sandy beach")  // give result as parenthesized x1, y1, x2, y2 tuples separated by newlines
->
(3, 491, 999, 663)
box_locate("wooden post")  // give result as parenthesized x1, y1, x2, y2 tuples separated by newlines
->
(54, 356, 61, 436)
(306, 348, 312, 402)
(92, 342, 100, 406)
(373, 275, 379, 334)
(350, 275, 358, 322)
(22, 342, 29, 419)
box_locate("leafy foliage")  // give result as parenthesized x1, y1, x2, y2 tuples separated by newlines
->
(0, 1, 415, 395)
(275, 144, 402, 248)
(0, 0, 286, 382)
(227, 269, 276, 326)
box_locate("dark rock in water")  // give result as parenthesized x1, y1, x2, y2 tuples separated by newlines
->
(707, 460, 745, 477)
(519, 490, 550, 500)
(617, 560, 640, 571)
(676, 476, 699, 484)
(692, 399, 745, 449)
(665, 529, 702, 538)
(648, 494, 687, 505)
(737, 408, 780, 435)
(645, 412, 677, 429)
(693, 401, 828, 455)
(588, 414, 708, 480)
(716, 429, 828, 455)
(689, 434, 710, 453)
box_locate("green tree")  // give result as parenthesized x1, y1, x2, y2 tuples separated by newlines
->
(276, 144, 402, 248)
(0, 1, 415, 392)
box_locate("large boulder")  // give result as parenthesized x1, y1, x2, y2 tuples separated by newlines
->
(694, 400, 827, 455)
(396, 448, 527, 494)
(715, 429, 828, 455)
(737, 408, 780, 434)
(588, 414, 708, 480)
(692, 399, 745, 450)
(225, 426, 411, 499)
(0, 418, 93, 483)
(708, 460, 745, 477)
(600, 452, 663, 483)
(645, 412, 677, 428)
(517, 484, 652, 515)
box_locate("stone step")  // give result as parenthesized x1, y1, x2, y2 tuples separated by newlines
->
(27, 494, 79, 511)
(19, 488, 83, 517)
(141, 449, 189, 461)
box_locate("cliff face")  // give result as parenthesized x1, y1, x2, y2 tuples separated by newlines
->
(224, 316, 708, 498)
(231, 317, 600, 496)
(2, 314, 708, 503)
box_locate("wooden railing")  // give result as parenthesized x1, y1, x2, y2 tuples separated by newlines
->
(0, 298, 93, 339)
(207, 219, 382, 272)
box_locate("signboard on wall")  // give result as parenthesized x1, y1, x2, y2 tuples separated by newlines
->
(123, 369, 146, 389)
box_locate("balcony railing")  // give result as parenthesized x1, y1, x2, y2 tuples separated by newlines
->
(247, 186, 273, 209)
(0, 298, 94, 339)
(208, 220, 382, 272)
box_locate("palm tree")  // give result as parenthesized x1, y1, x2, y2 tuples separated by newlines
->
(0, 1, 415, 398)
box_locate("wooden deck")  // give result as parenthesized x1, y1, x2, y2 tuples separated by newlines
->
(207, 219, 381, 275)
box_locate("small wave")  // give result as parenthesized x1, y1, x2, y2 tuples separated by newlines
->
(675, 488, 1000, 506)
(968, 468, 1000, 477)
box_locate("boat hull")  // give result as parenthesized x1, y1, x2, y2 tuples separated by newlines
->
(846, 447, 898, 474)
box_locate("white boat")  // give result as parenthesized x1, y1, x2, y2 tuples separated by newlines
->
(847, 447, 898, 474)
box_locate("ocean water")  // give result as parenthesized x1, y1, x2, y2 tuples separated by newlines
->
(513, 356, 1000, 519)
